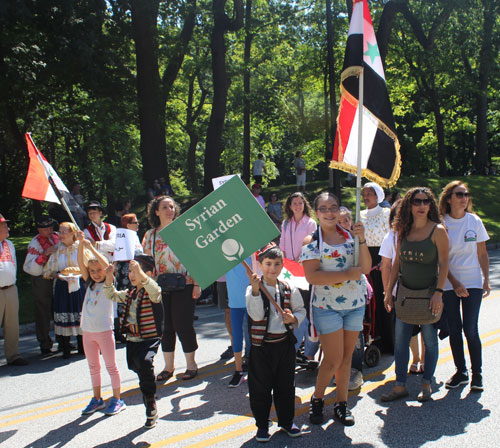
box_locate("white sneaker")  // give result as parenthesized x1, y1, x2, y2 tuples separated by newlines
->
(348, 369, 364, 390)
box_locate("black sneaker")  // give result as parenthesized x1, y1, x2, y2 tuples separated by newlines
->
(220, 346, 234, 360)
(445, 371, 469, 389)
(471, 373, 483, 391)
(309, 397, 324, 424)
(228, 371, 245, 388)
(255, 427, 271, 442)
(280, 423, 302, 438)
(333, 401, 355, 426)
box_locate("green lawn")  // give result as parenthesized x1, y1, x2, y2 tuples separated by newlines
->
(10, 174, 499, 324)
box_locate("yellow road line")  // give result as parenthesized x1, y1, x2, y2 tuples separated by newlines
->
(155, 332, 500, 448)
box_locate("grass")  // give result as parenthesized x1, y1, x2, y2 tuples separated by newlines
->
(10, 174, 500, 324)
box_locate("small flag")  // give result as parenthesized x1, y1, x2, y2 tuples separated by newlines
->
(331, 0, 401, 187)
(22, 133, 69, 204)
(279, 258, 309, 291)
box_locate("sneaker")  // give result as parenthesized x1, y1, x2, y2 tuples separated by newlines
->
(228, 371, 245, 388)
(309, 397, 324, 424)
(255, 427, 271, 442)
(333, 401, 355, 426)
(348, 368, 364, 391)
(445, 371, 469, 389)
(280, 423, 302, 438)
(220, 345, 234, 360)
(82, 397, 105, 415)
(471, 373, 483, 391)
(144, 413, 158, 429)
(144, 395, 158, 429)
(104, 397, 127, 416)
(7, 357, 28, 366)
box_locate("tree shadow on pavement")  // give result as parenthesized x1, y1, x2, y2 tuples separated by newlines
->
(0, 430, 17, 445)
(92, 427, 152, 448)
(372, 382, 490, 447)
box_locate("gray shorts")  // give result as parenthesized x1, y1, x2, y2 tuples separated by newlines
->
(217, 282, 229, 310)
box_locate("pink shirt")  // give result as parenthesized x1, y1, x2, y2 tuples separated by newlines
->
(279, 215, 317, 261)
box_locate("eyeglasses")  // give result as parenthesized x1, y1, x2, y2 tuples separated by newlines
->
(411, 198, 431, 206)
(317, 206, 339, 213)
(453, 191, 470, 199)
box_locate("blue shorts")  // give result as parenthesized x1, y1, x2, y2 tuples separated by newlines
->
(312, 305, 364, 335)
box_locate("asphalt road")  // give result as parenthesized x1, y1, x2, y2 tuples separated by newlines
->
(1, 249, 499, 448)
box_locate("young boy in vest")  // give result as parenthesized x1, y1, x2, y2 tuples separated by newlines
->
(84, 201, 116, 261)
(103, 254, 163, 428)
(246, 244, 306, 442)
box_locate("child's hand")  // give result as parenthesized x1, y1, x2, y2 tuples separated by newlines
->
(351, 222, 366, 242)
(282, 308, 297, 325)
(250, 273, 261, 296)
(129, 260, 147, 283)
(104, 264, 115, 285)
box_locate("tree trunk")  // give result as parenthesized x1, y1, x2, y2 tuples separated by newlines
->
(130, 0, 169, 187)
(203, 0, 244, 194)
(242, 0, 253, 185)
(474, 1, 495, 172)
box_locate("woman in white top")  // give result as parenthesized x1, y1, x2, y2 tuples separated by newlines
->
(439, 181, 490, 391)
(360, 182, 393, 353)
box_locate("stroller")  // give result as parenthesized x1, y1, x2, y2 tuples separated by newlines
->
(362, 270, 381, 367)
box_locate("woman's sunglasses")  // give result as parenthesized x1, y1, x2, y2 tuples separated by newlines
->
(411, 198, 431, 206)
(453, 191, 470, 199)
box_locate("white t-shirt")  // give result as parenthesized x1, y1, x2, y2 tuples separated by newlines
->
(80, 282, 114, 332)
(252, 159, 265, 176)
(444, 213, 489, 290)
(379, 230, 398, 296)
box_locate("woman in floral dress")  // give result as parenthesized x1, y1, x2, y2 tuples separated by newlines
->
(142, 196, 201, 381)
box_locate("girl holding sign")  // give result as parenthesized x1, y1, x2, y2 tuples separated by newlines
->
(142, 196, 202, 382)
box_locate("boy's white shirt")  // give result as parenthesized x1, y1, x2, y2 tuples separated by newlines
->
(246, 279, 306, 333)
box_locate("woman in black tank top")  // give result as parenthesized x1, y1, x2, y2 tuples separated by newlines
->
(381, 187, 449, 403)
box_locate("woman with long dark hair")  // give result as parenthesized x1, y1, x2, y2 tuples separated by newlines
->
(142, 196, 201, 381)
(439, 181, 490, 391)
(382, 187, 449, 402)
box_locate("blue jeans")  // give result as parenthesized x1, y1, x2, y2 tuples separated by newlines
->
(394, 318, 438, 386)
(443, 289, 482, 374)
(230, 307, 250, 355)
(294, 317, 320, 358)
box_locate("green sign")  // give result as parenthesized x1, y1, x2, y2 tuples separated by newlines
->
(159, 176, 280, 289)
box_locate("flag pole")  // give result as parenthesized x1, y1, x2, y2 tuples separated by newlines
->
(27, 134, 81, 231)
(354, 4, 364, 267)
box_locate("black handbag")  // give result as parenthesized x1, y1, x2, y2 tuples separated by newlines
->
(152, 230, 186, 292)
(157, 273, 186, 292)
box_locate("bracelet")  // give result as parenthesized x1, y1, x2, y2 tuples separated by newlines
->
(359, 240, 366, 245)
(435, 288, 443, 293)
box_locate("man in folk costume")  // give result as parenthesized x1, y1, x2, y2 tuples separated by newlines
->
(23, 216, 60, 355)
(0, 214, 28, 366)
(84, 201, 116, 261)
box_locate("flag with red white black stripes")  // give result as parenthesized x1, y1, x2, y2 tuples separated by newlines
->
(331, 0, 401, 187)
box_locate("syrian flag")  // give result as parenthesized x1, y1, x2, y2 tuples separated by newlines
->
(22, 133, 69, 204)
(279, 258, 309, 290)
(331, 0, 401, 187)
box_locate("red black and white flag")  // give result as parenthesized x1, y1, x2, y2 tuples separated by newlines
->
(331, 0, 401, 187)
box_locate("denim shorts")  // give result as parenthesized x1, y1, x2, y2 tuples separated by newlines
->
(312, 305, 364, 335)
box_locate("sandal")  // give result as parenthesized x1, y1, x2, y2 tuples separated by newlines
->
(156, 370, 174, 382)
(409, 363, 419, 375)
(381, 388, 409, 402)
(182, 369, 198, 380)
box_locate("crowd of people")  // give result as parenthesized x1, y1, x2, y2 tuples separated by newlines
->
(0, 178, 491, 441)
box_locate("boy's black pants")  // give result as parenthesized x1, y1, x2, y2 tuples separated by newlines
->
(126, 338, 160, 396)
(248, 335, 296, 430)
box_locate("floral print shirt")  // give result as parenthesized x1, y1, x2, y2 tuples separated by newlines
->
(142, 228, 193, 284)
(360, 206, 390, 247)
(300, 238, 367, 311)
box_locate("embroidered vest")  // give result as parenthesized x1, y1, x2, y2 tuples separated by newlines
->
(86, 223, 111, 242)
(250, 280, 294, 346)
(120, 287, 163, 339)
